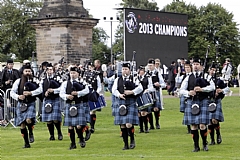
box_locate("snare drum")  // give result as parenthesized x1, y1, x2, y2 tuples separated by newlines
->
(89, 95, 106, 111)
(150, 91, 157, 102)
(136, 92, 153, 110)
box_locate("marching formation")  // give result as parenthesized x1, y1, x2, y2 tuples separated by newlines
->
(0, 52, 232, 152)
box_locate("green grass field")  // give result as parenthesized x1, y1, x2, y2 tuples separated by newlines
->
(1, 91, 240, 160)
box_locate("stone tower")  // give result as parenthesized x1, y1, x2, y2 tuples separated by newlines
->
(28, 0, 98, 65)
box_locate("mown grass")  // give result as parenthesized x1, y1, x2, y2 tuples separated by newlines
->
(1, 94, 240, 160)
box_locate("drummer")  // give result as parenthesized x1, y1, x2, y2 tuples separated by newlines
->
(147, 59, 166, 130)
(137, 65, 154, 133)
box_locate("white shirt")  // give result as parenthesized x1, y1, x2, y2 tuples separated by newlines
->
(148, 69, 166, 89)
(179, 73, 215, 98)
(10, 78, 42, 101)
(59, 79, 89, 101)
(112, 76, 143, 98)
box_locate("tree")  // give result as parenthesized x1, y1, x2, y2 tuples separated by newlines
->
(112, 0, 159, 61)
(0, 0, 42, 62)
(161, 1, 240, 68)
(92, 27, 111, 64)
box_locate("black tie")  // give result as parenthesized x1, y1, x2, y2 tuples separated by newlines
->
(195, 72, 199, 78)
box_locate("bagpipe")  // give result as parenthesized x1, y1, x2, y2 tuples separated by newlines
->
(68, 79, 85, 117)
(20, 79, 39, 113)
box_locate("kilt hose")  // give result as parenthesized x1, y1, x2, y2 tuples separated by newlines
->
(113, 97, 139, 125)
(182, 98, 210, 125)
(42, 98, 62, 122)
(63, 103, 87, 126)
(14, 102, 36, 126)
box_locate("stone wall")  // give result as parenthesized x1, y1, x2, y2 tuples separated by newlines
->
(28, 0, 98, 65)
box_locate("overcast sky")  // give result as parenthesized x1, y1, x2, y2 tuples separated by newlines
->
(83, 0, 240, 45)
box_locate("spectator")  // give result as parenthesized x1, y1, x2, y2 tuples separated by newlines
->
(167, 61, 176, 95)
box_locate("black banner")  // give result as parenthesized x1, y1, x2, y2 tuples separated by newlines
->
(124, 8, 188, 67)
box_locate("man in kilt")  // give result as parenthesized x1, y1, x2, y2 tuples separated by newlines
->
(137, 65, 154, 133)
(60, 66, 90, 150)
(112, 62, 143, 150)
(178, 60, 192, 134)
(179, 58, 215, 152)
(207, 64, 228, 145)
(84, 62, 102, 133)
(36, 63, 63, 140)
(147, 59, 166, 129)
(10, 65, 40, 148)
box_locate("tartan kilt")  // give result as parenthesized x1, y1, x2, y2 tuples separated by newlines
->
(63, 103, 87, 126)
(179, 95, 187, 112)
(113, 97, 139, 125)
(150, 91, 162, 111)
(60, 98, 66, 112)
(42, 98, 62, 122)
(209, 98, 224, 122)
(14, 102, 36, 126)
(182, 98, 210, 125)
(83, 102, 90, 123)
(111, 95, 118, 116)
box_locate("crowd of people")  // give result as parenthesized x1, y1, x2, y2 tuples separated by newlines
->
(0, 56, 235, 151)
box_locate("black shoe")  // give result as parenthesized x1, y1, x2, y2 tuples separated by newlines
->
(139, 130, 144, 133)
(29, 134, 34, 143)
(79, 140, 86, 148)
(149, 126, 155, 130)
(156, 124, 160, 129)
(90, 128, 95, 133)
(203, 145, 208, 151)
(58, 134, 63, 140)
(145, 129, 149, 133)
(23, 144, 31, 148)
(69, 143, 76, 150)
(49, 135, 55, 141)
(130, 140, 135, 149)
(192, 147, 200, 152)
(122, 145, 129, 150)
(210, 141, 215, 145)
(217, 135, 222, 144)
(85, 130, 91, 141)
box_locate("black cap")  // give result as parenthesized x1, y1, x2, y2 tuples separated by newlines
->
(41, 61, 49, 67)
(210, 63, 216, 69)
(88, 62, 94, 67)
(70, 66, 78, 72)
(138, 65, 145, 71)
(185, 60, 191, 65)
(22, 65, 32, 70)
(193, 57, 201, 64)
(46, 63, 53, 68)
(148, 59, 155, 64)
(7, 59, 13, 64)
(122, 62, 131, 69)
